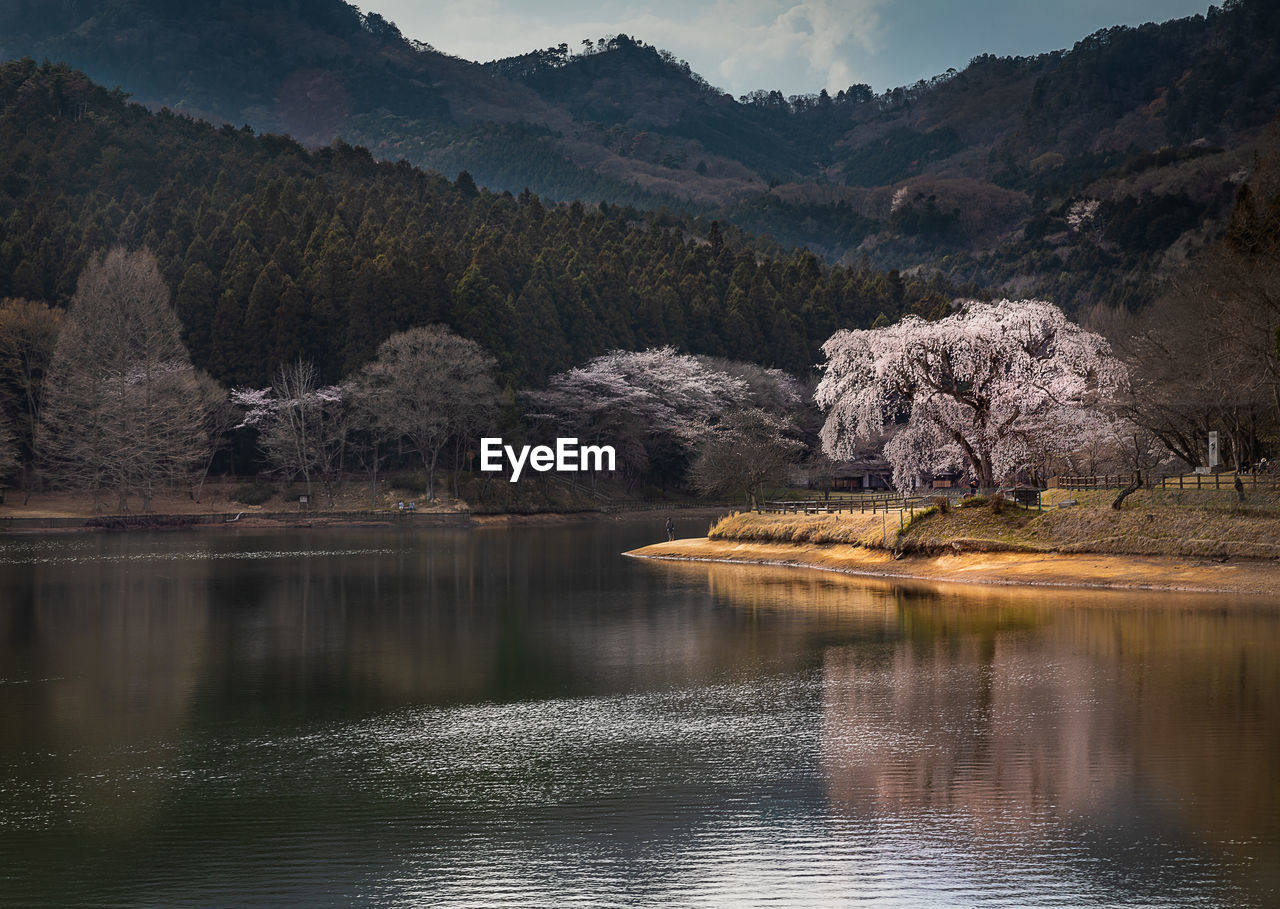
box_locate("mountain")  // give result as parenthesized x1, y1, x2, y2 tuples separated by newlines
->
(3, 0, 1280, 311)
(0, 59, 956, 390)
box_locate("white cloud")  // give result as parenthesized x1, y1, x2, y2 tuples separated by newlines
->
(709, 0, 885, 94)
(370, 0, 887, 97)
(367, 0, 1213, 96)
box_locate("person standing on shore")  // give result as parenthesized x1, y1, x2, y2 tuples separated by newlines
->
(666, 516, 675, 541)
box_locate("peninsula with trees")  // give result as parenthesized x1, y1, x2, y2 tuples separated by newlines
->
(0, 0, 1279, 594)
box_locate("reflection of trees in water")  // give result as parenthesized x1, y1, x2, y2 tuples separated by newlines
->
(3, 534, 1277, 901)
(0, 530, 888, 727)
(820, 584, 1280, 892)
(0, 537, 212, 836)
(700, 561, 903, 620)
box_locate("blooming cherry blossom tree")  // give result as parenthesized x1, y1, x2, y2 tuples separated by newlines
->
(232, 360, 351, 505)
(526, 347, 748, 486)
(1066, 198, 1102, 233)
(815, 299, 1125, 490)
(532, 348, 747, 434)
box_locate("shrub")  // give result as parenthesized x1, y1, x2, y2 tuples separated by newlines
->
(231, 480, 274, 506)
(903, 504, 938, 531)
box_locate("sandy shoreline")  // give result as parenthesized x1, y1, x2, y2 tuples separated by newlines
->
(626, 538, 1280, 597)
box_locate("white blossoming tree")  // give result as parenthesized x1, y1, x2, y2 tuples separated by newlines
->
(814, 299, 1125, 491)
(232, 360, 351, 505)
(526, 347, 781, 488)
(1066, 198, 1102, 233)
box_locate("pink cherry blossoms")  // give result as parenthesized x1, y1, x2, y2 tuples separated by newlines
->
(815, 299, 1127, 490)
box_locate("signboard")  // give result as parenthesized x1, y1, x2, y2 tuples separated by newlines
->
(1208, 431, 1220, 469)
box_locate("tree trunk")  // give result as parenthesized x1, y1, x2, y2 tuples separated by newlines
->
(1112, 471, 1142, 510)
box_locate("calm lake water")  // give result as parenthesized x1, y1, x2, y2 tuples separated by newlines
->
(0, 519, 1277, 908)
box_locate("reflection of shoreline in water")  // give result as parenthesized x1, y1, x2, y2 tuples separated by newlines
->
(627, 538, 1280, 597)
(841, 590, 1277, 892)
(656, 551, 1280, 615)
(652, 557, 1280, 894)
(1, 528, 1276, 905)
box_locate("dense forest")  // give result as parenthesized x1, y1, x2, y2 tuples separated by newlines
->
(0, 72, 1276, 504)
(4, 0, 1280, 313)
(0, 60, 954, 392)
(1, 5, 1279, 503)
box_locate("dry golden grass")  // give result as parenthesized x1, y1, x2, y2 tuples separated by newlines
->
(626, 537, 1280, 597)
(1033, 506, 1280, 559)
(710, 492, 1280, 561)
(1032, 487, 1280, 558)
(708, 508, 939, 549)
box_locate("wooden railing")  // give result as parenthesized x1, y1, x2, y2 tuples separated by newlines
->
(760, 489, 1003, 515)
(1051, 474, 1140, 490)
(1052, 473, 1279, 491)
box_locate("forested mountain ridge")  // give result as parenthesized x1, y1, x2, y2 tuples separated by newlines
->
(3, 0, 1279, 312)
(0, 60, 954, 391)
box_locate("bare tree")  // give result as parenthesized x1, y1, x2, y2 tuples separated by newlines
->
(191, 370, 238, 504)
(0, 298, 64, 471)
(233, 360, 351, 506)
(346, 393, 390, 508)
(39, 249, 208, 511)
(353, 326, 499, 500)
(690, 407, 803, 509)
(0, 410, 17, 494)
(1110, 261, 1276, 472)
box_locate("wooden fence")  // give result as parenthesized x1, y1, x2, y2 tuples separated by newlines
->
(1052, 473, 1280, 491)
(759, 488, 1039, 515)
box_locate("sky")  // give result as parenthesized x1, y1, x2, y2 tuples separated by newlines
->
(367, 0, 1213, 98)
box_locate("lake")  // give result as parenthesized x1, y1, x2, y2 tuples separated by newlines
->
(0, 519, 1276, 907)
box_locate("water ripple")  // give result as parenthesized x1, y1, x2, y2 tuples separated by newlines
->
(0, 546, 397, 565)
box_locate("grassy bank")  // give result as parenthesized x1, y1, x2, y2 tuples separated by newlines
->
(707, 488, 1280, 560)
(707, 510, 910, 547)
(625, 537, 1280, 595)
